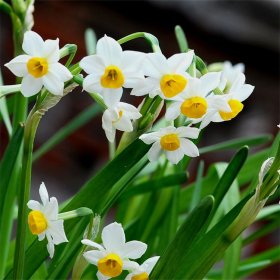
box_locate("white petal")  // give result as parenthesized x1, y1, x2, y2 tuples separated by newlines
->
(83, 250, 105, 265)
(166, 148, 184, 164)
(102, 109, 115, 131)
(22, 31, 45, 56)
(42, 72, 64, 95)
(123, 74, 145, 89)
(122, 241, 147, 259)
(114, 116, 133, 132)
(27, 200, 41, 211)
(234, 84, 254, 102)
(96, 35, 122, 66)
(80, 55, 105, 74)
(97, 271, 110, 280)
(48, 219, 68, 244)
(229, 72, 245, 93)
(83, 74, 103, 94)
(139, 132, 160, 145)
(167, 50, 194, 72)
(124, 273, 134, 280)
(141, 256, 160, 274)
(81, 239, 105, 251)
(121, 51, 146, 73)
(102, 88, 122, 108)
(130, 77, 158, 97)
(177, 126, 200, 139)
(102, 222, 125, 253)
(38, 232, 46, 241)
(120, 103, 141, 119)
(165, 102, 181, 121)
(144, 53, 168, 77)
(49, 63, 72, 82)
(180, 138, 199, 157)
(147, 141, 161, 162)
(200, 72, 221, 95)
(39, 182, 49, 206)
(104, 127, 116, 143)
(4, 55, 29, 77)
(43, 39, 59, 62)
(123, 260, 139, 271)
(46, 232, 55, 258)
(44, 197, 58, 220)
(21, 75, 43, 97)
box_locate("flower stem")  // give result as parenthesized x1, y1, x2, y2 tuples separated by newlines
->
(13, 104, 41, 279)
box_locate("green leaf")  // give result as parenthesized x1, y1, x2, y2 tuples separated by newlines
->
(5, 139, 149, 279)
(150, 196, 214, 280)
(174, 25, 188, 52)
(0, 69, 12, 136)
(236, 246, 280, 278)
(199, 134, 272, 154)
(0, 126, 23, 215)
(190, 160, 204, 210)
(177, 192, 254, 280)
(221, 177, 241, 280)
(119, 172, 187, 200)
(85, 28, 97, 55)
(33, 103, 102, 162)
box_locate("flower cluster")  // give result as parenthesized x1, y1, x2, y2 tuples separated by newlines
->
(5, 31, 254, 166)
(27, 184, 158, 279)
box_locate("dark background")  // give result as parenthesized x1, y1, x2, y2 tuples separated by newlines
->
(0, 0, 279, 278)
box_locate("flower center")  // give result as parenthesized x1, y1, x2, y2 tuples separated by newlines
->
(219, 99, 244, 121)
(27, 57, 48, 78)
(132, 272, 149, 280)
(160, 74, 187, 98)
(97, 253, 123, 277)
(113, 110, 123, 124)
(101, 65, 125, 88)
(28, 210, 48, 235)
(180, 97, 208, 118)
(160, 133, 180, 151)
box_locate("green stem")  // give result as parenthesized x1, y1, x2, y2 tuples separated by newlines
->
(109, 140, 116, 160)
(58, 207, 93, 220)
(0, 160, 21, 279)
(13, 105, 41, 279)
(118, 32, 161, 52)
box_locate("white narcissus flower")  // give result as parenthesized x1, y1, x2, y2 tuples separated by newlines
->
(206, 72, 254, 125)
(218, 61, 245, 93)
(131, 50, 194, 99)
(5, 31, 72, 97)
(165, 72, 227, 127)
(140, 126, 200, 164)
(82, 222, 147, 280)
(80, 35, 145, 108)
(27, 182, 68, 258)
(125, 256, 160, 280)
(102, 102, 142, 142)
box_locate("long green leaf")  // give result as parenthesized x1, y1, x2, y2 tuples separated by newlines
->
(150, 196, 214, 280)
(0, 126, 23, 215)
(119, 172, 187, 200)
(176, 192, 254, 280)
(199, 134, 272, 154)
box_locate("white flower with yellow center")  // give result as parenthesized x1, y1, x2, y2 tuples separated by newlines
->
(131, 50, 194, 99)
(218, 61, 245, 93)
(204, 72, 254, 125)
(102, 102, 142, 142)
(80, 35, 145, 108)
(125, 256, 159, 280)
(165, 72, 222, 123)
(140, 126, 200, 164)
(5, 31, 72, 97)
(82, 222, 147, 280)
(27, 182, 68, 258)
